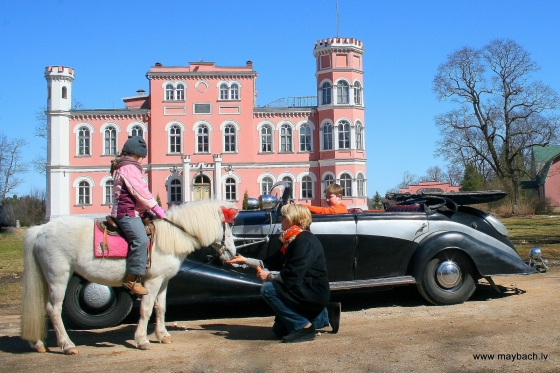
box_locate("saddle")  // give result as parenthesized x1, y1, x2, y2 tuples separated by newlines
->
(94, 215, 156, 267)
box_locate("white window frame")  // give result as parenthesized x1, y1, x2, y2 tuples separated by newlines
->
(73, 176, 95, 206)
(279, 122, 294, 153)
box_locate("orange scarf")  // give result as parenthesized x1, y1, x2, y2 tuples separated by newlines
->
(279, 225, 306, 255)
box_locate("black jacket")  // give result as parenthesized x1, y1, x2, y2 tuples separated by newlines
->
(265, 231, 330, 320)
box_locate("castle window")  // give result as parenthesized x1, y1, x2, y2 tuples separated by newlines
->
(338, 121, 350, 149)
(165, 84, 174, 100)
(62, 86, 67, 99)
(323, 174, 334, 187)
(282, 176, 294, 198)
(260, 125, 273, 152)
(224, 123, 236, 152)
(104, 180, 114, 205)
(299, 123, 311, 152)
(280, 124, 292, 152)
(170, 179, 182, 203)
(78, 127, 90, 155)
(301, 175, 313, 199)
(356, 122, 364, 150)
(322, 123, 333, 150)
(131, 125, 143, 137)
(225, 177, 237, 201)
(220, 84, 228, 100)
(230, 84, 239, 100)
(261, 176, 273, 195)
(176, 84, 185, 100)
(169, 124, 181, 153)
(337, 81, 349, 104)
(78, 181, 91, 205)
(354, 82, 362, 105)
(339, 173, 352, 197)
(357, 174, 365, 197)
(104, 126, 117, 155)
(321, 82, 332, 105)
(197, 124, 209, 153)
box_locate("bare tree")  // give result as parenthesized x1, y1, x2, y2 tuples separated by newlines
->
(33, 100, 84, 174)
(0, 134, 28, 200)
(422, 166, 445, 181)
(433, 39, 560, 207)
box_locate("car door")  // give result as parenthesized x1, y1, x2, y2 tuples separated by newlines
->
(310, 214, 357, 282)
(355, 211, 429, 279)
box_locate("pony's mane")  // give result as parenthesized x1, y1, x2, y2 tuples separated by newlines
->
(154, 199, 232, 255)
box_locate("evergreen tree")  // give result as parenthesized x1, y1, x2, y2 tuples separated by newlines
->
(461, 164, 485, 191)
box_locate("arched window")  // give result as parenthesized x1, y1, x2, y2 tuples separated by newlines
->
(220, 84, 228, 100)
(104, 126, 117, 155)
(299, 123, 311, 152)
(324, 174, 334, 188)
(323, 123, 333, 150)
(301, 175, 313, 199)
(224, 123, 236, 152)
(337, 81, 349, 104)
(169, 124, 181, 153)
(357, 174, 365, 197)
(282, 176, 294, 198)
(78, 180, 90, 205)
(261, 176, 273, 195)
(356, 123, 364, 150)
(340, 173, 352, 196)
(104, 180, 114, 205)
(338, 121, 350, 149)
(62, 86, 67, 99)
(280, 124, 292, 152)
(321, 82, 332, 105)
(354, 82, 362, 105)
(131, 125, 143, 137)
(230, 84, 239, 100)
(170, 179, 182, 203)
(261, 125, 272, 152)
(225, 177, 237, 201)
(78, 127, 90, 155)
(176, 84, 185, 100)
(165, 84, 174, 100)
(197, 124, 209, 153)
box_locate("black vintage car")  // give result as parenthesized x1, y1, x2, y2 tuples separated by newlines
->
(63, 182, 537, 329)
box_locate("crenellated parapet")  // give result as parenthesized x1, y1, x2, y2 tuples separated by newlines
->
(44, 66, 75, 82)
(313, 37, 364, 56)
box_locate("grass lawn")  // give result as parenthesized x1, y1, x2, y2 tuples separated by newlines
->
(0, 228, 25, 306)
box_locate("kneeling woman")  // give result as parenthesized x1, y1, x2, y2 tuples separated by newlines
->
(227, 204, 339, 343)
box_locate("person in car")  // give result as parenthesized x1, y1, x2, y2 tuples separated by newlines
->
(226, 203, 341, 343)
(305, 183, 348, 214)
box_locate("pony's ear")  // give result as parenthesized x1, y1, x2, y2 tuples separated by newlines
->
(220, 206, 238, 224)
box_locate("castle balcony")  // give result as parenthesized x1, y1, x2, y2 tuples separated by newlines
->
(260, 96, 317, 108)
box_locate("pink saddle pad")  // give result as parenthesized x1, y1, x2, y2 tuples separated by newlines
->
(94, 222, 129, 258)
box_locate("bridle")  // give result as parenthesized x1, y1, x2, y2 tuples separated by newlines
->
(162, 217, 233, 261)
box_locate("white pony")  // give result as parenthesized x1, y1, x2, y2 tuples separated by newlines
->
(21, 200, 238, 354)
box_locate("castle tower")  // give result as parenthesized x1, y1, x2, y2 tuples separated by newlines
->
(313, 38, 367, 201)
(44, 66, 75, 220)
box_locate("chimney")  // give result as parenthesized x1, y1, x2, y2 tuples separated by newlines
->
(155, 62, 162, 67)
(136, 89, 146, 96)
(246, 60, 253, 67)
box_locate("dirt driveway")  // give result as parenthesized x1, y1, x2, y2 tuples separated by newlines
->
(1, 266, 559, 373)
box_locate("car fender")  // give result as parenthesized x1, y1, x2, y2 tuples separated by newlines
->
(407, 231, 537, 281)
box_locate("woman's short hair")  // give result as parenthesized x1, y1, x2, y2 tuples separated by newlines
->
(281, 204, 312, 230)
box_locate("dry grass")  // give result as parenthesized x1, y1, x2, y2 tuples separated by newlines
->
(500, 215, 560, 260)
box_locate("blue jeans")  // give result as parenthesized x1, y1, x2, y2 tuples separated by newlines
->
(261, 281, 329, 337)
(115, 215, 148, 276)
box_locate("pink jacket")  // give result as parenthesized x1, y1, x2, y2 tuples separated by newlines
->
(111, 163, 158, 218)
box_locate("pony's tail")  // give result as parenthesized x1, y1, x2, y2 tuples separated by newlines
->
(20, 225, 48, 344)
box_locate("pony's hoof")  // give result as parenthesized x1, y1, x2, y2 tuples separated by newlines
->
(161, 336, 173, 344)
(138, 342, 151, 350)
(64, 348, 79, 355)
(35, 345, 47, 353)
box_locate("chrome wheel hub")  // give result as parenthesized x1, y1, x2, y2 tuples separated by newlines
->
(82, 282, 113, 309)
(436, 260, 461, 289)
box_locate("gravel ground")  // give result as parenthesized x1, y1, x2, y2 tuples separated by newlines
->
(0, 266, 559, 373)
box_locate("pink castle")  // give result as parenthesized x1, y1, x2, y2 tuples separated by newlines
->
(399, 181, 460, 194)
(44, 37, 367, 220)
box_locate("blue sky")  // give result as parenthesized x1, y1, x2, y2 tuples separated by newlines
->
(1, 0, 559, 198)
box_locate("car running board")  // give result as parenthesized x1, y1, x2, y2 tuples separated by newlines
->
(330, 276, 416, 290)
